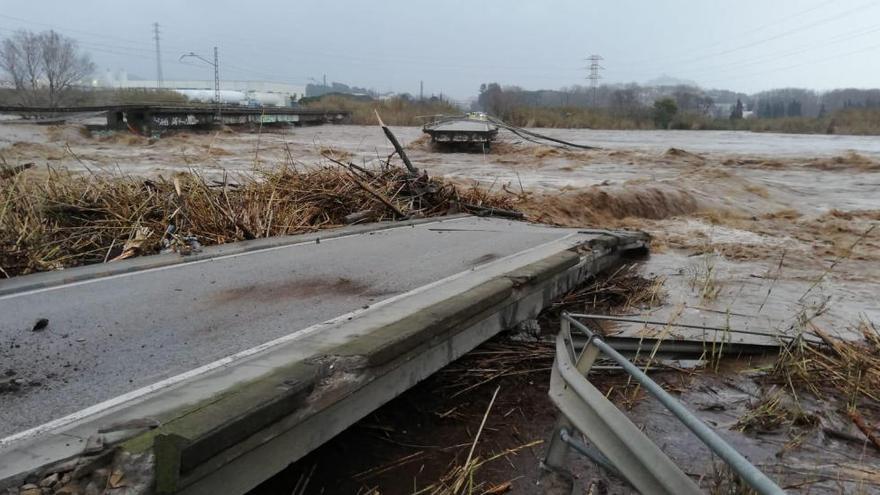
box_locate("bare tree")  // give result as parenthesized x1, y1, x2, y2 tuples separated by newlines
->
(40, 31, 95, 107)
(0, 29, 94, 106)
(0, 31, 43, 104)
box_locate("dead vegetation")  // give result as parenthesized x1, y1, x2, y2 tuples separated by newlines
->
(0, 163, 515, 277)
(770, 320, 880, 410)
(734, 387, 818, 433)
(549, 263, 664, 315)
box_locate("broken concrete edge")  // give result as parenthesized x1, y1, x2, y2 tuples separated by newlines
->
(0, 231, 647, 494)
(1, 448, 154, 495)
(0, 214, 471, 296)
(178, 236, 645, 495)
(113, 246, 603, 494)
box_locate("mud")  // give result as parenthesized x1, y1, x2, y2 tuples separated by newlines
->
(211, 277, 377, 304)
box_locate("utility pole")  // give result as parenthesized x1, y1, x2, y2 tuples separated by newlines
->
(213, 46, 220, 121)
(179, 48, 221, 122)
(323, 74, 327, 87)
(586, 54, 604, 107)
(419, 80, 424, 101)
(153, 22, 163, 88)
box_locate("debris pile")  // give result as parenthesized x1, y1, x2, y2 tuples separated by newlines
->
(6, 449, 152, 495)
(0, 163, 517, 277)
(763, 321, 880, 447)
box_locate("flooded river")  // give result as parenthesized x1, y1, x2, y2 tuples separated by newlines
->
(2, 122, 878, 330)
(3, 122, 879, 493)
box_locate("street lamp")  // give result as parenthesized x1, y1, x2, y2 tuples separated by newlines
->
(180, 47, 220, 122)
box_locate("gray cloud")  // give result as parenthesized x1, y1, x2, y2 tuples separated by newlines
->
(1, 0, 878, 99)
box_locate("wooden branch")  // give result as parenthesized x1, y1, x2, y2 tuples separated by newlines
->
(848, 409, 880, 452)
(347, 172, 405, 218)
(344, 210, 372, 224)
(375, 110, 419, 176)
(0, 162, 34, 180)
(461, 202, 524, 220)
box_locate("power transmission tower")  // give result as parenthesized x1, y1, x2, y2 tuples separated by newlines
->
(586, 54, 604, 107)
(213, 46, 220, 121)
(153, 22, 163, 88)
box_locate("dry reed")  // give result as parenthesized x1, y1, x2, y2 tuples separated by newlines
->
(0, 163, 516, 277)
(771, 320, 880, 408)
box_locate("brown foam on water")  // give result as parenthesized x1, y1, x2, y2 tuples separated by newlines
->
(96, 132, 147, 146)
(722, 152, 879, 172)
(520, 184, 701, 226)
(2, 142, 67, 161)
(46, 125, 91, 143)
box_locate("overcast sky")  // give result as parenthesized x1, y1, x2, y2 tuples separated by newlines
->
(1, 0, 879, 100)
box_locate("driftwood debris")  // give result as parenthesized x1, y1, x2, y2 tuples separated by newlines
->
(375, 110, 419, 176)
(343, 210, 372, 224)
(346, 172, 405, 218)
(462, 202, 525, 220)
(374, 111, 526, 222)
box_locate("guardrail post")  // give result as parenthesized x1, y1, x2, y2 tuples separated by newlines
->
(541, 317, 605, 493)
(546, 313, 785, 495)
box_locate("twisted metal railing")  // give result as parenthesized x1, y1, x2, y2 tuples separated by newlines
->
(542, 312, 785, 495)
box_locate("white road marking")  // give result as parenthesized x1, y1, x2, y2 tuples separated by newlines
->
(0, 218, 464, 301)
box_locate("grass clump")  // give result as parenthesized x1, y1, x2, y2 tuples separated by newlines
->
(771, 321, 880, 408)
(734, 388, 818, 433)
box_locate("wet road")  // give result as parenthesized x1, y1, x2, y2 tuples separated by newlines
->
(0, 216, 575, 438)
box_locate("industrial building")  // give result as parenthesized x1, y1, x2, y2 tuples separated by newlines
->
(94, 70, 306, 107)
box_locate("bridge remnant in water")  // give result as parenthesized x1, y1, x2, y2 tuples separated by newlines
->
(106, 105, 350, 133)
(0, 104, 351, 133)
(0, 217, 647, 495)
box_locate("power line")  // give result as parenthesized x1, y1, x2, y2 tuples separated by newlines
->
(666, 23, 880, 81)
(614, 0, 879, 74)
(0, 13, 582, 85)
(699, 40, 880, 86)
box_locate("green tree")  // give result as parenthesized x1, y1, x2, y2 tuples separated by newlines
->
(653, 98, 677, 129)
(730, 98, 744, 120)
(477, 82, 504, 116)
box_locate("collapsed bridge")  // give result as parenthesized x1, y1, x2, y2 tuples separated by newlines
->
(0, 105, 351, 133)
(0, 216, 648, 494)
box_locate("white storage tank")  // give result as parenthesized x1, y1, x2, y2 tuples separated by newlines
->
(173, 89, 248, 105)
(247, 92, 288, 107)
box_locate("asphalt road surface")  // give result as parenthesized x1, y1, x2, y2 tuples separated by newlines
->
(0, 217, 578, 438)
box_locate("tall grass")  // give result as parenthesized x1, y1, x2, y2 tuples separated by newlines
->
(303, 95, 461, 126)
(497, 106, 655, 129)
(416, 99, 880, 135)
(0, 88, 190, 107)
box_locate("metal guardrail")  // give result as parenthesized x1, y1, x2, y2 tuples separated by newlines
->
(542, 312, 785, 495)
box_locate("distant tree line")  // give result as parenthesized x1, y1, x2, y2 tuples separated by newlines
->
(0, 30, 94, 107)
(475, 82, 880, 123)
(305, 81, 377, 98)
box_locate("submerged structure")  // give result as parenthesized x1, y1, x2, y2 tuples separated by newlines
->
(422, 112, 499, 148)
